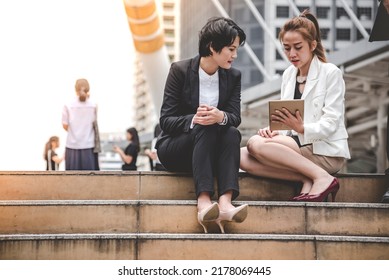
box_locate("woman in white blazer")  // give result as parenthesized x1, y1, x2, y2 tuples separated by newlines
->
(240, 10, 350, 202)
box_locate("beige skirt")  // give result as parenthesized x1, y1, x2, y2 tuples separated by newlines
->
(300, 145, 345, 174)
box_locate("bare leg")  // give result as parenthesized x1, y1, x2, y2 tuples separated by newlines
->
(245, 135, 334, 195)
(218, 191, 235, 212)
(241, 147, 313, 193)
(197, 192, 213, 212)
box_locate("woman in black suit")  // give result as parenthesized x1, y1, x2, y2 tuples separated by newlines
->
(156, 17, 248, 233)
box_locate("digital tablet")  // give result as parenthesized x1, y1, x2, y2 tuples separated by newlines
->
(269, 100, 304, 130)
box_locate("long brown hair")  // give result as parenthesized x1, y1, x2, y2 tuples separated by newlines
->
(44, 136, 59, 160)
(279, 9, 326, 63)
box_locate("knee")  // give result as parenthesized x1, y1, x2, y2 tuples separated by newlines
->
(224, 126, 241, 143)
(246, 135, 266, 157)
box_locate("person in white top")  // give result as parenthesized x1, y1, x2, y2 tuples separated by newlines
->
(240, 10, 351, 202)
(62, 79, 99, 170)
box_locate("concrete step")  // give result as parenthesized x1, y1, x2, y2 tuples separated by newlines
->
(0, 172, 387, 203)
(1, 233, 388, 260)
(1, 200, 388, 236)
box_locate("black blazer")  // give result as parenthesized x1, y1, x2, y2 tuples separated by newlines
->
(156, 55, 242, 146)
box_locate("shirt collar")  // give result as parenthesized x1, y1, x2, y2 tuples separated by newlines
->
(199, 66, 219, 81)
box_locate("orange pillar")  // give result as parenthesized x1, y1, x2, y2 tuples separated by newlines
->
(123, 0, 170, 116)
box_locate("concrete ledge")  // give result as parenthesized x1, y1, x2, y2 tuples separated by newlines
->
(0, 172, 387, 202)
(0, 202, 137, 234)
(1, 200, 388, 236)
(1, 233, 388, 260)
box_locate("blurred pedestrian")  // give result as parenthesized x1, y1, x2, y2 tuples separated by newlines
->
(62, 78, 99, 170)
(145, 124, 165, 171)
(114, 127, 139, 171)
(44, 136, 63, 171)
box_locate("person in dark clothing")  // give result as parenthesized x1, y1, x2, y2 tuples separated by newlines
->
(114, 127, 139, 171)
(369, 0, 389, 203)
(145, 124, 166, 171)
(156, 17, 248, 233)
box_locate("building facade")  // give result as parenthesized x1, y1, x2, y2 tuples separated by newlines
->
(180, 0, 375, 90)
(133, 0, 181, 136)
(268, 0, 375, 77)
(132, 0, 181, 170)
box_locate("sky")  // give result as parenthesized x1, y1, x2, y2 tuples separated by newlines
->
(0, 0, 135, 170)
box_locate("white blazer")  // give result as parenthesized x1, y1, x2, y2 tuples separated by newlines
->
(280, 55, 351, 159)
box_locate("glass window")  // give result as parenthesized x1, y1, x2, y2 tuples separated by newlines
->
(320, 28, 330, 40)
(253, 47, 263, 61)
(255, 3, 264, 14)
(337, 7, 349, 19)
(275, 27, 281, 38)
(250, 69, 263, 84)
(357, 28, 371, 40)
(164, 30, 174, 38)
(165, 41, 174, 47)
(336, 28, 351, 40)
(234, 7, 246, 22)
(276, 50, 283, 61)
(163, 3, 174, 12)
(297, 6, 309, 13)
(276, 6, 289, 18)
(250, 26, 262, 43)
(316, 7, 330, 19)
(275, 69, 284, 76)
(357, 7, 372, 20)
(164, 16, 174, 25)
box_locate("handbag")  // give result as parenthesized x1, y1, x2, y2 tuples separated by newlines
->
(93, 120, 101, 153)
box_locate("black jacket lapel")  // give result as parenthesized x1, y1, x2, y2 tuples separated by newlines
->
(190, 56, 200, 110)
(218, 68, 227, 107)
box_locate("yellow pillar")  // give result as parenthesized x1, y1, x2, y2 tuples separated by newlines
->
(123, 0, 170, 116)
(124, 0, 165, 53)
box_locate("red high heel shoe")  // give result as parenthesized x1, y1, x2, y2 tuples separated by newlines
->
(290, 193, 308, 201)
(296, 178, 339, 202)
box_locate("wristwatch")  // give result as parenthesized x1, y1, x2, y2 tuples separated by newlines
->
(218, 112, 228, 125)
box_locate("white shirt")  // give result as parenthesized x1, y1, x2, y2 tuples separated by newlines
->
(62, 97, 97, 149)
(190, 67, 225, 129)
(199, 66, 219, 107)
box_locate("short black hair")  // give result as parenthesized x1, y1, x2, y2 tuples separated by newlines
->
(198, 17, 246, 57)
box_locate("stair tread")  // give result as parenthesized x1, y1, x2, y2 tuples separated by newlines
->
(1, 233, 388, 242)
(1, 199, 388, 209)
(0, 171, 386, 177)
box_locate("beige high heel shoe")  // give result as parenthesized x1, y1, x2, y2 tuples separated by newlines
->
(216, 204, 248, 233)
(197, 202, 219, 233)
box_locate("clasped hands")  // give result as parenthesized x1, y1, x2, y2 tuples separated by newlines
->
(258, 108, 304, 138)
(193, 104, 224, 126)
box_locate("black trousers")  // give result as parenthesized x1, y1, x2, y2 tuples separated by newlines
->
(157, 125, 241, 199)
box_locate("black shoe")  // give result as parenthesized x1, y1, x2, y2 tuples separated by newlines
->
(382, 189, 389, 203)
